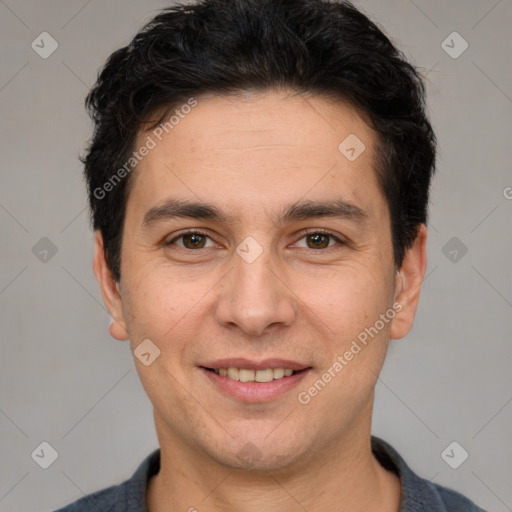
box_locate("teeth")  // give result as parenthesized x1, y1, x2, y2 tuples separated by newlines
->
(255, 369, 274, 382)
(213, 367, 296, 382)
(273, 368, 285, 379)
(227, 367, 239, 381)
(239, 369, 255, 382)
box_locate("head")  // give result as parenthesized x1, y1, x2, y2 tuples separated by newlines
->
(87, 0, 435, 471)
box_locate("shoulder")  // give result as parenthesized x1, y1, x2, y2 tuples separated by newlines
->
(53, 449, 161, 512)
(53, 484, 119, 511)
(371, 436, 487, 512)
(432, 482, 487, 511)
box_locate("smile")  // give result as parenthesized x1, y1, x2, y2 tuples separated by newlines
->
(200, 365, 311, 402)
(207, 367, 295, 382)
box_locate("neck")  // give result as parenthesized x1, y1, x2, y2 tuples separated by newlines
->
(147, 408, 401, 512)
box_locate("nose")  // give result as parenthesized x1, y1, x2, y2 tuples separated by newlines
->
(215, 243, 296, 337)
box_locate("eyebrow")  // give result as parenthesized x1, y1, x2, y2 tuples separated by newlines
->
(142, 199, 234, 228)
(141, 198, 368, 229)
(277, 199, 368, 226)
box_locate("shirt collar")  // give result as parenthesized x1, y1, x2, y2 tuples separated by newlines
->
(371, 436, 447, 511)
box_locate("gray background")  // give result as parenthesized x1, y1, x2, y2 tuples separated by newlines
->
(1, 0, 511, 510)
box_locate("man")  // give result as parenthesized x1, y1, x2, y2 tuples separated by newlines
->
(56, 0, 485, 510)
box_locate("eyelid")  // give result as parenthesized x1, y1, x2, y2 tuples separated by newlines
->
(166, 228, 347, 249)
(293, 228, 347, 247)
(299, 228, 344, 239)
(166, 229, 216, 247)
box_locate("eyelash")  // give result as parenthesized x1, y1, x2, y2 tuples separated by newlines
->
(166, 228, 346, 250)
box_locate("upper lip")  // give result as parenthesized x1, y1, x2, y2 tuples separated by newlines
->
(200, 358, 311, 371)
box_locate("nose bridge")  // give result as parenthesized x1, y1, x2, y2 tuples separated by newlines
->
(215, 237, 295, 336)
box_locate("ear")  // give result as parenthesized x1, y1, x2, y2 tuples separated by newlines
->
(93, 230, 129, 341)
(390, 223, 428, 340)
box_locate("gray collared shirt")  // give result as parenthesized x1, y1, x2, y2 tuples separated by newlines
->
(54, 436, 487, 511)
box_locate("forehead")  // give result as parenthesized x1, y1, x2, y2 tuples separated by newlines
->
(141, 90, 373, 157)
(128, 90, 386, 225)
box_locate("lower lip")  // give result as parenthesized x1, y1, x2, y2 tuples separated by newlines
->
(200, 367, 311, 403)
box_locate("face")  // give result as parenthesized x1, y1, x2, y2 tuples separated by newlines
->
(95, 90, 426, 472)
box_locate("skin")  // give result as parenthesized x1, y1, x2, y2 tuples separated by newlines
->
(94, 90, 427, 512)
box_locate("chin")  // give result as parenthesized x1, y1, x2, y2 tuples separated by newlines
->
(209, 434, 312, 473)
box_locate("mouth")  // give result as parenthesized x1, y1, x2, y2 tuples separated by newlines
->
(202, 366, 303, 382)
(199, 359, 312, 402)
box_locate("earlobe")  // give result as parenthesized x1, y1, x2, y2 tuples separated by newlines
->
(390, 224, 428, 340)
(109, 316, 129, 341)
(93, 231, 129, 341)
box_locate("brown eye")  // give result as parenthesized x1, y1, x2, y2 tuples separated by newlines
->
(294, 230, 344, 250)
(182, 233, 207, 249)
(305, 233, 331, 249)
(167, 231, 215, 249)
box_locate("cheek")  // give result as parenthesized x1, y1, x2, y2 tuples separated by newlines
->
(296, 269, 395, 417)
(120, 265, 199, 345)
(299, 263, 394, 340)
